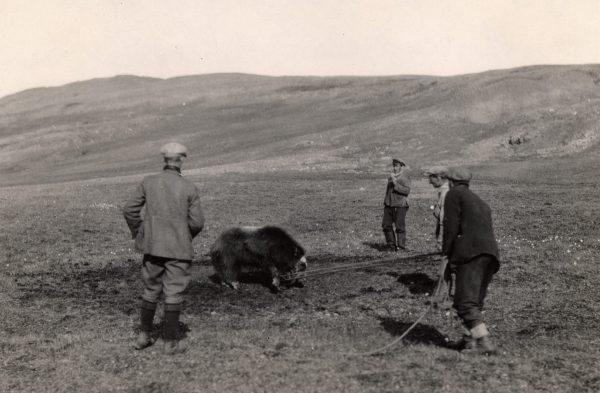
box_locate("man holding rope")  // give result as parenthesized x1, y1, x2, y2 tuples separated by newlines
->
(442, 166, 500, 355)
(382, 158, 411, 252)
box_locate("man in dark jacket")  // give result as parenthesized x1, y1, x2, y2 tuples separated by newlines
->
(123, 142, 205, 354)
(382, 158, 411, 251)
(442, 166, 499, 354)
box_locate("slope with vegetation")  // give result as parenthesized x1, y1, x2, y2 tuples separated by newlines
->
(1, 65, 599, 186)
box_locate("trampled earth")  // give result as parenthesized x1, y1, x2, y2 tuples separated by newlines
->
(1, 169, 599, 392)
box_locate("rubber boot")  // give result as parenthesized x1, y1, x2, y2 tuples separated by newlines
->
(383, 230, 397, 251)
(163, 304, 187, 355)
(134, 300, 156, 350)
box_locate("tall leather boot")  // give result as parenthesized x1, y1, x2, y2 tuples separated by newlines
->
(396, 231, 407, 251)
(163, 303, 187, 355)
(383, 230, 397, 251)
(134, 300, 156, 350)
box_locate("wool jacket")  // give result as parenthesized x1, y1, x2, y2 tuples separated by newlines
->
(123, 167, 205, 261)
(383, 172, 411, 207)
(442, 184, 499, 266)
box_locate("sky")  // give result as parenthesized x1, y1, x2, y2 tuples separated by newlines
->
(1, 0, 600, 98)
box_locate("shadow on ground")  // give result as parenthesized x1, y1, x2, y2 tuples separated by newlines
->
(378, 317, 448, 347)
(395, 273, 437, 294)
(15, 261, 140, 314)
(363, 241, 392, 252)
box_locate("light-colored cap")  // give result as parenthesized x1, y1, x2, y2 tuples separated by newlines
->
(160, 142, 188, 158)
(446, 166, 473, 182)
(423, 165, 448, 177)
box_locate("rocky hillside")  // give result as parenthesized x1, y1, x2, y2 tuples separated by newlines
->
(1, 65, 599, 185)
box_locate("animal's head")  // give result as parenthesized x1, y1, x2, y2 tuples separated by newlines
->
(277, 241, 307, 272)
(261, 226, 307, 272)
(294, 249, 308, 272)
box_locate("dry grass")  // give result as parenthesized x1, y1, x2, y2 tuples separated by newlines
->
(2, 65, 600, 187)
(1, 168, 599, 393)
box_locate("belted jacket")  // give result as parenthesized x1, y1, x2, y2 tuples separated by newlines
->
(123, 167, 205, 261)
(384, 172, 411, 207)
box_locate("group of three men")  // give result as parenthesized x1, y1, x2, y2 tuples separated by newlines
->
(383, 159, 500, 354)
(122, 144, 500, 355)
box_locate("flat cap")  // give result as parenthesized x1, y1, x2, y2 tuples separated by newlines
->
(446, 166, 472, 182)
(160, 142, 188, 158)
(392, 158, 405, 166)
(423, 165, 448, 177)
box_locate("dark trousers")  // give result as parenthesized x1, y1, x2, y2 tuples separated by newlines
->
(453, 254, 498, 329)
(382, 206, 408, 247)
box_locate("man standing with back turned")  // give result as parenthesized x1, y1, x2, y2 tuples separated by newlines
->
(123, 142, 204, 354)
(442, 166, 500, 354)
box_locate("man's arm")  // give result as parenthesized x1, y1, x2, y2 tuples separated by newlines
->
(188, 187, 205, 238)
(122, 183, 146, 238)
(392, 174, 411, 196)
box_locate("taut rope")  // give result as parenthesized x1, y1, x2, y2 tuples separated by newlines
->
(281, 251, 440, 282)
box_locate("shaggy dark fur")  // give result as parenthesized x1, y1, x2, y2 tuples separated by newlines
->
(210, 226, 307, 291)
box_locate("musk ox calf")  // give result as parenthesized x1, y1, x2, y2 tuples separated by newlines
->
(210, 226, 308, 292)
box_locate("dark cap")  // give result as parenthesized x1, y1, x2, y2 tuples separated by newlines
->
(392, 158, 405, 166)
(446, 166, 472, 183)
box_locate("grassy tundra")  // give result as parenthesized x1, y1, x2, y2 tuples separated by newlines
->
(1, 167, 599, 392)
(1, 65, 600, 392)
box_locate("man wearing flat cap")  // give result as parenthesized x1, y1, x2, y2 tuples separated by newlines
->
(123, 142, 205, 354)
(382, 158, 411, 251)
(425, 166, 449, 250)
(442, 166, 500, 354)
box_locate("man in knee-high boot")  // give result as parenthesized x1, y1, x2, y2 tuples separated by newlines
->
(382, 158, 411, 252)
(442, 166, 500, 354)
(123, 142, 205, 354)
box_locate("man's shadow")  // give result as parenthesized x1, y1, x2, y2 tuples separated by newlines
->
(377, 317, 447, 347)
(136, 316, 191, 342)
(363, 241, 391, 252)
(394, 272, 437, 294)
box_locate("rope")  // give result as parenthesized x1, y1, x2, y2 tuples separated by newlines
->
(282, 252, 440, 282)
(343, 255, 449, 356)
(344, 304, 433, 356)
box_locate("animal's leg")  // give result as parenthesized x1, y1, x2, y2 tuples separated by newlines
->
(221, 257, 239, 290)
(267, 264, 280, 292)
